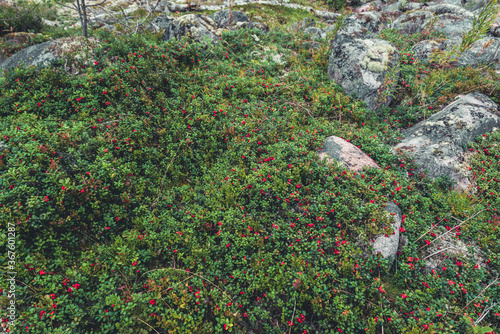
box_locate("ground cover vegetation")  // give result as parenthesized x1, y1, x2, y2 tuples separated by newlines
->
(0, 0, 500, 333)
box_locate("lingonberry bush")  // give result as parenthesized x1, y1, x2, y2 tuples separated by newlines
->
(0, 18, 499, 334)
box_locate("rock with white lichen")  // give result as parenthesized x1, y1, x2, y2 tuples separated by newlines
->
(390, 92, 500, 195)
(328, 36, 400, 111)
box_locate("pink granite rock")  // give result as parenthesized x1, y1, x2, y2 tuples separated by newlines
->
(316, 135, 380, 174)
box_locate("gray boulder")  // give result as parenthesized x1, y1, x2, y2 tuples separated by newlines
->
(389, 10, 435, 34)
(390, 92, 500, 195)
(390, 4, 474, 38)
(232, 21, 269, 33)
(314, 10, 342, 21)
(328, 37, 401, 111)
(410, 38, 446, 65)
(463, 0, 490, 12)
(336, 11, 385, 41)
(411, 36, 500, 70)
(208, 9, 249, 28)
(150, 10, 267, 45)
(425, 4, 475, 39)
(457, 37, 500, 70)
(304, 27, 323, 40)
(0, 41, 57, 74)
(160, 14, 222, 45)
(146, 14, 175, 33)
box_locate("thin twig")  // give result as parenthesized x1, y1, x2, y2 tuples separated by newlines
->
(414, 214, 453, 243)
(134, 317, 160, 334)
(149, 140, 187, 211)
(423, 246, 458, 261)
(417, 209, 487, 251)
(0, 0, 43, 23)
(288, 296, 296, 334)
(474, 301, 498, 326)
(457, 275, 499, 319)
(138, 268, 239, 305)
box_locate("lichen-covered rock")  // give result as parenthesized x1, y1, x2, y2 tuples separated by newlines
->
(151, 10, 266, 45)
(328, 37, 400, 111)
(425, 4, 475, 39)
(208, 9, 249, 28)
(304, 27, 323, 40)
(232, 21, 269, 33)
(457, 37, 500, 71)
(314, 10, 342, 21)
(390, 92, 500, 194)
(463, 0, 490, 12)
(146, 14, 175, 33)
(389, 10, 435, 34)
(334, 11, 385, 43)
(161, 14, 222, 45)
(411, 39, 446, 65)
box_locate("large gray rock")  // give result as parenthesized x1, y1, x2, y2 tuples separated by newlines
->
(328, 37, 400, 112)
(425, 4, 475, 39)
(0, 41, 57, 74)
(463, 0, 490, 12)
(389, 10, 435, 34)
(390, 92, 500, 195)
(146, 14, 175, 32)
(160, 14, 222, 45)
(151, 10, 267, 45)
(335, 11, 386, 43)
(314, 10, 342, 21)
(390, 4, 474, 38)
(457, 37, 500, 70)
(208, 9, 249, 28)
(410, 38, 446, 65)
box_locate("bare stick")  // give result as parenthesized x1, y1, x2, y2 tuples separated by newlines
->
(134, 317, 160, 334)
(288, 297, 297, 334)
(417, 209, 487, 251)
(457, 276, 499, 321)
(474, 301, 498, 326)
(422, 246, 458, 261)
(0, 0, 43, 22)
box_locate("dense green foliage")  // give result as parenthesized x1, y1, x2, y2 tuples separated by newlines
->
(0, 4, 500, 333)
(0, 0, 45, 37)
